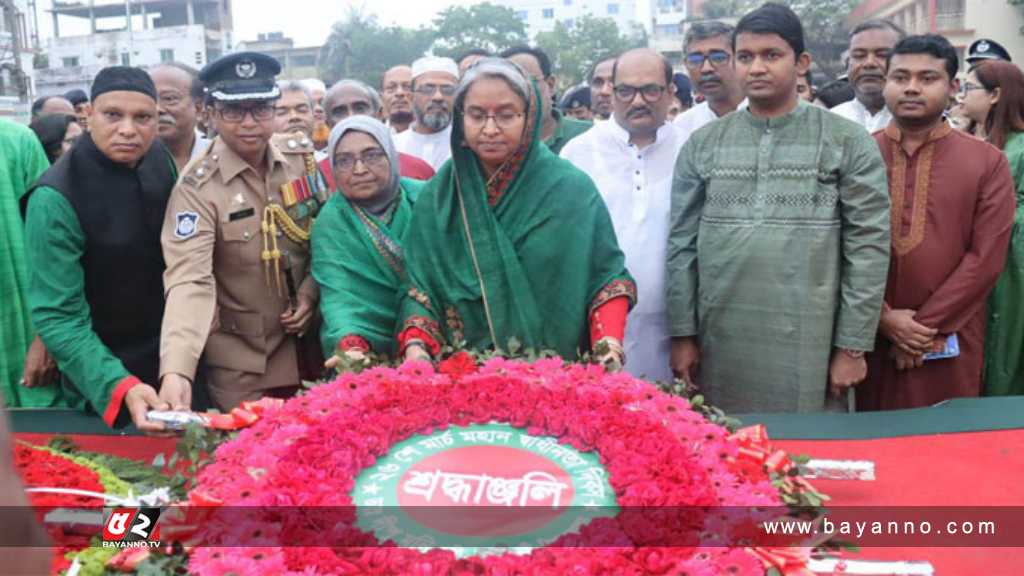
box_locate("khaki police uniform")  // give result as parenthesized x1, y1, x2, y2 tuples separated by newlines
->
(159, 133, 323, 409)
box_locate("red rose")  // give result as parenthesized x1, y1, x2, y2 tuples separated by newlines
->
(438, 351, 478, 380)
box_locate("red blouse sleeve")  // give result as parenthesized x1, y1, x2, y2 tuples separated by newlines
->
(338, 335, 370, 353)
(590, 296, 629, 344)
(398, 327, 442, 357)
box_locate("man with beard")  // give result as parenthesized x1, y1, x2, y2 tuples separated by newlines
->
(382, 65, 414, 134)
(588, 57, 615, 121)
(675, 21, 745, 137)
(22, 67, 177, 431)
(859, 35, 1015, 410)
(393, 56, 458, 170)
(502, 45, 592, 154)
(667, 3, 891, 413)
(319, 78, 434, 181)
(832, 20, 905, 132)
(561, 48, 682, 382)
(151, 63, 209, 172)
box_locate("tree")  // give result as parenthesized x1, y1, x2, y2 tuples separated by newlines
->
(695, 0, 858, 79)
(430, 2, 529, 59)
(319, 8, 435, 88)
(535, 14, 647, 89)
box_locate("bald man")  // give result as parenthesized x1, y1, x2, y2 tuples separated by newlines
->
(30, 96, 75, 120)
(561, 48, 683, 382)
(381, 65, 414, 134)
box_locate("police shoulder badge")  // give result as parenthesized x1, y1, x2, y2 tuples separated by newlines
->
(175, 211, 200, 239)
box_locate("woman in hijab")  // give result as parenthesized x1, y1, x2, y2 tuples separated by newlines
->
(311, 116, 423, 364)
(397, 58, 634, 367)
(28, 114, 81, 164)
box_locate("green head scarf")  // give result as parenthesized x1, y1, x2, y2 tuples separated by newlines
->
(398, 57, 634, 358)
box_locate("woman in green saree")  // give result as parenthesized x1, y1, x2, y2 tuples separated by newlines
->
(396, 58, 635, 366)
(964, 61, 1024, 396)
(311, 116, 422, 363)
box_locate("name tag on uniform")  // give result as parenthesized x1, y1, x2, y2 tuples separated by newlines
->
(229, 207, 256, 222)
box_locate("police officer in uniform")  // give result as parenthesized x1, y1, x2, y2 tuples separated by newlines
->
(158, 52, 328, 410)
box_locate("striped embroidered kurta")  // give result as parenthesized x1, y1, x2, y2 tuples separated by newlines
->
(667, 101, 891, 413)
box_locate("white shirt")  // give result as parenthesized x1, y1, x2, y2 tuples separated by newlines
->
(674, 99, 748, 142)
(393, 124, 452, 170)
(831, 98, 892, 133)
(190, 130, 211, 162)
(561, 118, 684, 383)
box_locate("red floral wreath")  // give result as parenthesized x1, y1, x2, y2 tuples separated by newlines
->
(186, 356, 813, 575)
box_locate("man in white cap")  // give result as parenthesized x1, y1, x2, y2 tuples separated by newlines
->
(393, 56, 458, 170)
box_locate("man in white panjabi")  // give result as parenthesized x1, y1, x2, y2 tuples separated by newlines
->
(561, 48, 682, 382)
(830, 20, 905, 132)
(392, 56, 458, 170)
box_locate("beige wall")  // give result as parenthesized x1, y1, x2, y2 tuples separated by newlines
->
(963, 0, 1024, 65)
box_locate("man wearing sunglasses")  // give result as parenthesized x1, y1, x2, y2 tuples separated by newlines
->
(676, 21, 746, 138)
(393, 56, 459, 170)
(561, 48, 682, 383)
(159, 52, 327, 412)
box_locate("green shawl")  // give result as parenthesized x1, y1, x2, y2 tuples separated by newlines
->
(398, 75, 633, 359)
(984, 130, 1024, 396)
(312, 179, 422, 358)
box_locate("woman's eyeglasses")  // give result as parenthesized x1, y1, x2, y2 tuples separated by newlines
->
(334, 148, 389, 172)
(463, 110, 525, 130)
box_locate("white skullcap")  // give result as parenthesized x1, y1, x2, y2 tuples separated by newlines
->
(411, 56, 459, 80)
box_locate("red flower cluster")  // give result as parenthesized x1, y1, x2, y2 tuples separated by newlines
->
(14, 443, 107, 573)
(188, 358, 802, 575)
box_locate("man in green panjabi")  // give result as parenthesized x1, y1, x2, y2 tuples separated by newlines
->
(312, 116, 422, 363)
(667, 3, 891, 413)
(0, 120, 58, 407)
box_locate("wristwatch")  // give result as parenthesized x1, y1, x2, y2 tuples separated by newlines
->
(839, 348, 865, 359)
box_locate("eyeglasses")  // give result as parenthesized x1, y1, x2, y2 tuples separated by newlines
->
(613, 84, 667, 103)
(328, 102, 372, 123)
(213, 103, 275, 122)
(414, 83, 457, 96)
(333, 148, 389, 172)
(960, 82, 987, 95)
(685, 50, 731, 68)
(463, 110, 525, 130)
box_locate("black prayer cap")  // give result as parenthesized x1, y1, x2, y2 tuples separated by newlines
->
(90, 66, 157, 102)
(64, 88, 89, 106)
(560, 85, 591, 111)
(199, 52, 281, 102)
(967, 38, 1011, 65)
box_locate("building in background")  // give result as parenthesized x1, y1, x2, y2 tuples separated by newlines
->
(0, 0, 38, 119)
(36, 0, 232, 96)
(498, 0, 643, 39)
(649, 0, 688, 62)
(847, 0, 1024, 70)
(234, 31, 319, 80)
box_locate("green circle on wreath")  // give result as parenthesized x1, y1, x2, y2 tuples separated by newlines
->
(352, 423, 618, 557)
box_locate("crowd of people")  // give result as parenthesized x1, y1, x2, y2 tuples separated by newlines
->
(1, 2, 1022, 433)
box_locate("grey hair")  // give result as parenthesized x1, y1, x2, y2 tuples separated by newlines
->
(326, 79, 383, 114)
(454, 57, 531, 112)
(684, 21, 735, 52)
(276, 80, 314, 106)
(849, 19, 906, 41)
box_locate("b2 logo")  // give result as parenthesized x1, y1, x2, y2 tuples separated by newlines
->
(103, 507, 161, 542)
